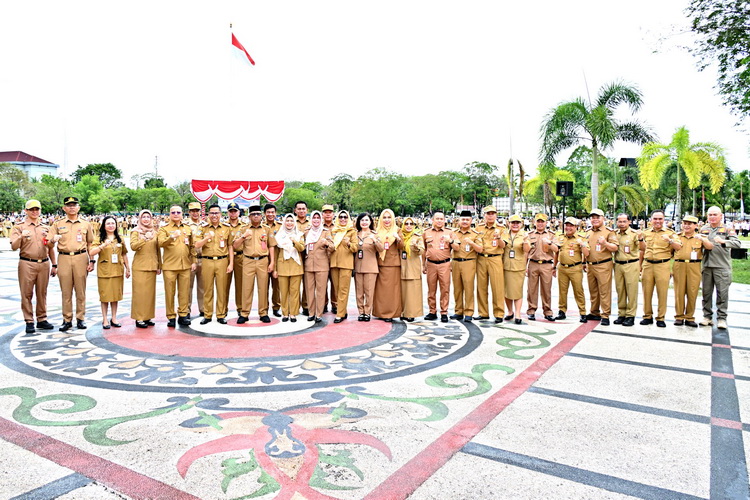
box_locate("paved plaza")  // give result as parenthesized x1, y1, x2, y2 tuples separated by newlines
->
(0, 238, 747, 499)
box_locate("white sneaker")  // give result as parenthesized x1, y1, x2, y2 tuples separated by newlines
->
(699, 318, 713, 327)
(717, 319, 727, 329)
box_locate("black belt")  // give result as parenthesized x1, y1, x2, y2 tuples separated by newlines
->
(478, 253, 502, 258)
(530, 259, 553, 264)
(452, 257, 475, 262)
(244, 255, 268, 260)
(615, 258, 639, 265)
(59, 250, 87, 256)
(587, 258, 612, 265)
(559, 261, 582, 268)
(234, 251, 242, 256)
(427, 258, 451, 264)
(20, 257, 49, 263)
(646, 258, 671, 264)
(200, 255, 228, 260)
(674, 259, 701, 263)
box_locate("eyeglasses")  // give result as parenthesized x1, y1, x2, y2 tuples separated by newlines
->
(404, 222, 413, 225)
(170, 211, 182, 214)
(339, 215, 348, 219)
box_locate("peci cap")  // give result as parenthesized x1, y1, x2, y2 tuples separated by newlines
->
(227, 202, 240, 211)
(248, 205, 262, 214)
(508, 214, 523, 222)
(535, 213, 548, 221)
(590, 208, 605, 217)
(63, 196, 79, 205)
(188, 202, 201, 211)
(459, 210, 473, 218)
(482, 205, 498, 214)
(682, 215, 699, 224)
(321, 204, 335, 212)
(25, 199, 41, 210)
(564, 216, 578, 225)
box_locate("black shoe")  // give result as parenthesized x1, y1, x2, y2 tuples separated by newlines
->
(200, 318, 212, 325)
(333, 317, 344, 324)
(237, 316, 248, 324)
(364, 315, 371, 322)
(217, 318, 227, 324)
(323, 305, 329, 313)
(450, 314, 463, 320)
(135, 321, 148, 328)
(685, 321, 698, 328)
(544, 315, 556, 322)
(656, 320, 666, 328)
(495, 317, 503, 324)
(167, 319, 176, 328)
(331, 306, 337, 314)
(474, 316, 490, 320)
(623, 317, 634, 327)
(111, 322, 121, 328)
(555, 312, 566, 320)
(273, 309, 281, 317)
(146, 320, 155, 326)
(674, 319, 685, 326)
(514, 318, 522, 325)
(404, 317, 414, 322)
(527, 314, 536, 321)
(260, 316, 271, 323)
(282, 317, 289, 322)
(25, 323, 35, 333)
(314, 317, 322, 324)
(36, 320, 54, 330)
(613, 317, 625, 325)
(587, 314, 601, 321)
(579, 316, 588, 323)
(358, 314, 365, 321)
(600, 318, 610, 326)
(178, 316, 192, 326)
(464, 316, 473, 322)
(424, 313, 438, 321)
(308, 316, 316, 322)
(102, 324, 111, 330)
(75, 320, 86, 329)
(290, 317, 297, 322)
(440, 315, 449, 323)
(640, 318, 653, 325)
(302, 308, 309, 316)
(384, 318, 393, 323)
(59, 321, 73, 332)
(504, 314, 514, 321)
(198, 312, 204, 317)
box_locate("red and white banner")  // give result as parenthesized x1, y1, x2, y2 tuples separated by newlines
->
(191, 180, 285, 203)
(231, 33, 255, 67)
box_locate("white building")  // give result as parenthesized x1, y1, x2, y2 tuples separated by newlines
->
(0, 151, 60, 179)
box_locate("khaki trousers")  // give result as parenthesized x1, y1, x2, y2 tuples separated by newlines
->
(587, 261, 613, 318)
(271, 274, 280, 312)
(163, 268, 191, 319)
(57, 253, 89, 322)
(327, 269, 337, 310)
(642, 261, 670, 321)
(557, 264, 586, 315)
(476, 255, 505, 318)
(19, 260, 50, 323)
(451, 259, 476, 316)
(614, 261, 639, 318)
(278, 275, 302, 317)
(355, 272, 377, 315)
(242, 256, 270, 317)
(305, 270, 329, 318)
(201, 258, 230, 319)
(673, 261, 701, 321)
(188, 262, 204, 314)
(331, 268, 352, 318)
(527, 261, 554, 316)
(702, 267, 731, 321)
(225, 252, 243, 314)
(426, 261, 451, 314)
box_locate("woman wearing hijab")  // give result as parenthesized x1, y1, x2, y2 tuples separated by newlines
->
(354, 212, 384, 321)
(303, 211, 334, 323)
(129, 209, 162, 328)
(399, 216, 424, 321)
(503, 214, 531, 324)
(273, 214, 305, 322)
(90, 215, 130, 329)
(329, 210, 357, 323)
(372, 209, 403, 322)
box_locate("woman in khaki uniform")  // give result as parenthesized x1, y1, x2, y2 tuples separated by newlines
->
(330, 210, 357, 323)
(399, 217, 424, 321)
(130, 210, 161, 328)
(503, 214, 530, 324)
(90, 215, 130, 329)
(373, 209, 403, 322)
(273, 214, 305, 322)
(354, 213, 384, 321)
(303, 211, 334, 323)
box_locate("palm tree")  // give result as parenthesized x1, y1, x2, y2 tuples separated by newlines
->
(540, 80, 654, 210)
(638, 126, 726, 218)
(525, 163, 574, 217)
(591, 181, 649, 216)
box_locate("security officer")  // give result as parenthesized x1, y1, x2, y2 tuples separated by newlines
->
(673, 215, 713, 327)
(158, 205, 197, 327)
(225, 202, 245, 316)
(639, 210, 681, 327)
(186, 201, 205, 317)
(233, 205, 277, 323)
(11, 199, 55, 333)
(450, 210, 483, 322)
(264, 203, 283, 316)
(475, 205, 506, 323)
(700, 206, 741, 329)
(555, 217, 589, 323)
(613, 213, 640, 327)
(422, 211, 456, 322)
(526, 213, 558, 321)
(47, 196, 95, 331)
(585, 209, 618, 326)
(194, 204, 234, 324)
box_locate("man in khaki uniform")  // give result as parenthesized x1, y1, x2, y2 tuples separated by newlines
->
(585, 209, 618, 326)
(264, 203, 283, 317)
(475, 205, 506, 323)
(555, 217, 589, 323)
(11, 199, 56, 333)
(225, 203, 245, 316)
(422, 212, 456, 323)
(673, 215, 713, 327)
(234, 205, 277, 323)
(613, 214, 641, 327)
(186, 201, 205, 317)
(321, 204, 337, 314)
(639, 210, 682, 328)
(47, 196, 95, 331)
(158, 205, 197, 327)
(450, 210, 483, 322)
(526, 213, 559, 321)
(295, 201, 311, 315)
(194, 204, 234, 324)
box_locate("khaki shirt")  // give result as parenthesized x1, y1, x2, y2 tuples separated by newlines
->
(238, 224, 277, 258)
(296, 217, 311, 232)
(502, 230, 529, 271)
(200, 223, 235, 258)
(586, 226, 618, 262)
(48, 218, 94, 254)
(330, 227, 358, 269)
(642, 227, 677, 260)
(674, 233, 708, 261)
(614, 228, 639, 262)
(157, 221, 195, 270)
(527, 229, 557, 262)
(93, 237, 128, 278)
(423, 227, 455, 262)
(130, 231, 161, 271)
(556, 234, 585, 266)
(11, 219, 51, 261)
(475, 223, 506, 256)
(187, 219, 206, 259)
(227, 220, 246, 255)
(452, 228, 482, 259)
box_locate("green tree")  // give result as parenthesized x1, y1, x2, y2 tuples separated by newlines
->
(276, 188, 323, 214)
(350, 168, 408, 215)
(463, 161, 501, 209)
(0, 180, 23, 212)
(71, 163, 123, 188)
(323, 174, 355, 210)
(91, 189, 118, 214)
(73, 175, 105, 214)
(144, 176, 167, 189)
(540, 80, 654, 210)
(33, 174, 72, 212)
(0, 164, 33, 197)
(638, 126, 727, 218)
(524, 163, 574, 217)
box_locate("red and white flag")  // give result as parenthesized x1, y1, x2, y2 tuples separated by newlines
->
(231, 33, 255, 67)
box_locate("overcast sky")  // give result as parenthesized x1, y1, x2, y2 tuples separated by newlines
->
(1, 0, 747, 188)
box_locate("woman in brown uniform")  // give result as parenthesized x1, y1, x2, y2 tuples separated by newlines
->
(90, 215, 130, 329)
(330, 210, 357, 323)
(273, 214, 305, 322)
(372, 209, 403, 322)
(399, 216, 424, 321)
(503, 214, 530, 324)
(129, 210, 161, 328)
(354, 213, 384, 321)
(304, 211, 334, 323)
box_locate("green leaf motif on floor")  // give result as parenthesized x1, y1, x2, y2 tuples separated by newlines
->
(495, 328, 556, 359)
(310, 448, 364, 491)
(220, 451, 280, 499)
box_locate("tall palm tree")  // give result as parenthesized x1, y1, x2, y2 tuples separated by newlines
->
(525, 163, 574, 217)
(540, 81, 654, 210)
(638, 126, 726, 218)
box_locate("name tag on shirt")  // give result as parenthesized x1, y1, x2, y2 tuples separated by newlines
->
(465, 244, 471, 252)
(219, 239, 225, 248)
(624, 245, 630, 254)
(509, 250, 515, 258)
(691, 250, 698, 260)
(569, 249, 575, 257)
(184, 237, 189, 245)
(111, 253, 118, 264)
(384, 241, 390, 250)
(76, 233, 82, 242)
(307, 243, 314, 252)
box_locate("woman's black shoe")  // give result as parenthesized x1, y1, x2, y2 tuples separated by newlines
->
(365, 314, 371, 322)
(358, 314, 365, 321)
(135, 321, 148, 328)
(146, 320, 155, 326)
(307, 316, 315, 322)
(504, 314, 515, 321)
(111, 322, 121, 328)
(514, 318, 522, 325)
(282, 317, 289, 322)
(102, 323, 111, 329)
(334, 317, 344, 324)
(290, 317, 297, 322)
(384, 318, 393, 323)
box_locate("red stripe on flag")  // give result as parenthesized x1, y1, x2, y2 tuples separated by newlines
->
(231, 33, 255, 66)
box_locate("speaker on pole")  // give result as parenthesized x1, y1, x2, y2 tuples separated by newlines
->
(556, 181, 573, 197)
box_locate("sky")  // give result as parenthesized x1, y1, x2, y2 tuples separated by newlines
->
(1, 0, 748, 188)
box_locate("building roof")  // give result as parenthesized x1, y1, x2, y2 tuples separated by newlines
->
(0, 151, 56, 165)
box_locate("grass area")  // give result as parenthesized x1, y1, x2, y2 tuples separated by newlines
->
(733, 257, 750, 284)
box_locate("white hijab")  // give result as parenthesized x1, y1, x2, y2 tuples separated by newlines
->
(275, 214, 303, 266)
